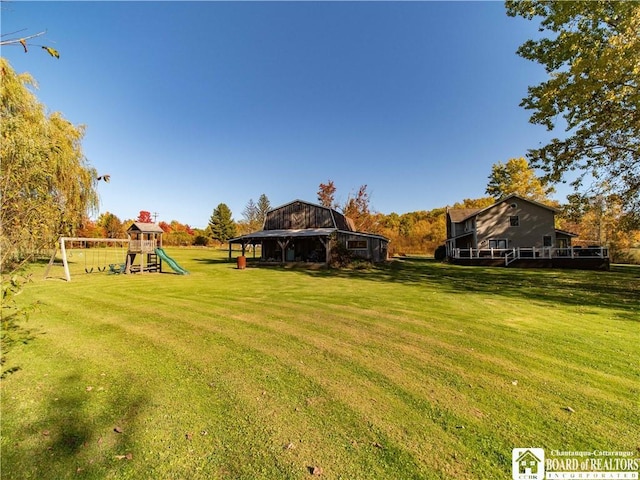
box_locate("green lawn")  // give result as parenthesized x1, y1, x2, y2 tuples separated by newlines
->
(2, 249, 639, 479)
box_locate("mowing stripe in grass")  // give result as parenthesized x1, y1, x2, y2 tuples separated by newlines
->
(3, 250, 638, 479)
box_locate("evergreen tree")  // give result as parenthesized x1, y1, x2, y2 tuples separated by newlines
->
(256, 194, 271, 227)
(208, 203, 236, 243)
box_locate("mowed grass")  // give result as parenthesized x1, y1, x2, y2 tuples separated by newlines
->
(1, 249, 639, 479)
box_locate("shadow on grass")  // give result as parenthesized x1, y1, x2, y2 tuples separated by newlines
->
(1, 312, 38, 379)
(3, 370, 148, 479)
(193, 257, 236, 266)
(275, 259, 640, 320)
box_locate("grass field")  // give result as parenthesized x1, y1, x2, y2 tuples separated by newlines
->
(1, 248, 639, 479)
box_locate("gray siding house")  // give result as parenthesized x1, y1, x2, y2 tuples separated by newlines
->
(445, 194, 608, 269)
(229, 200, 389, 265)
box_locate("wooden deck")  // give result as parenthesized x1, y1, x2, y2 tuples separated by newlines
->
(449, 246, 610, 270)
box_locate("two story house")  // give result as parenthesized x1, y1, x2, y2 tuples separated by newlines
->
(445, 194, 608, 269)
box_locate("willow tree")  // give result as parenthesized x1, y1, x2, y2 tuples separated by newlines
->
(506, 1, 640, 217)
(1, 58, 99, 270)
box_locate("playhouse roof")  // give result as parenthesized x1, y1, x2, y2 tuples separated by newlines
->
(127, 222, 164, 234)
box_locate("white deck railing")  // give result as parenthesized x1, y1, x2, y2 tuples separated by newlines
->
(451, 246, 609, 265)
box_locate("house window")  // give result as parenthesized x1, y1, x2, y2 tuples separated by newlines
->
(543, 235, 552, 247)
(489, 239, 507, 249)
(347, 240, 368, 249)
(464, 218, 475, 232)
(509, 215, 520, 227)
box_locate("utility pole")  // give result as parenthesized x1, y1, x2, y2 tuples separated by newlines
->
(152, 212, 159, 222)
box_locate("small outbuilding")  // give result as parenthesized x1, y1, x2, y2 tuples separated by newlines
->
(229, 200, 389, 265)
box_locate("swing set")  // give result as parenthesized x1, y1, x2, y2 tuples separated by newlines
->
(81, 241, 120, 273)
(44, 237, 130, 282)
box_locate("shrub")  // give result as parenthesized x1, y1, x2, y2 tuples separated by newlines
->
(193, 235, 209, 247)
(434, 245, 447, 261)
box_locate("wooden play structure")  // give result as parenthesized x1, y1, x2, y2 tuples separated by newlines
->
(45, 223, 188, 281)
(125, 222, 164, 274)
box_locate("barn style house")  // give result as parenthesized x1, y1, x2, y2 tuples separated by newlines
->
(229, 200, 389, 265)
(445, 194, 609, 269)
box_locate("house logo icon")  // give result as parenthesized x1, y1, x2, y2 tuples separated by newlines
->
(512, 448, 545, 480)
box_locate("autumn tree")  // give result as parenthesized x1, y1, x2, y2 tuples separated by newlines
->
(486, 157, 554, 202)
(76, 217, 104, 239)
(452, 197, 495, 210)
(191, 228, 210, 247)
(560, 193, 639, 262)
(343, 185, 380, 233)
(163, 220, 194, 246)
(208, 203, 236, 243)
(96, 212, 125, 238)
(137, 210, 153, 223)
(1, 58, 100, 270)
(317, 180, 338, 209)
(239, 199, 260, 234)
(506, 1, 640, 218)
(170, 220, 193, 236)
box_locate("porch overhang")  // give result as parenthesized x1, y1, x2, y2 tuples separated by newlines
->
(555, 228, 579, 238)
(445, 231, 475, 255)
(229, 228, 337, 264)
(229, 228, 337, 244)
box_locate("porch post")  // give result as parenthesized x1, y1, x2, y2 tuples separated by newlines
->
(319, 236, 331, 266)
(60, 237, 71, 282)
(277, 239, 289, 263)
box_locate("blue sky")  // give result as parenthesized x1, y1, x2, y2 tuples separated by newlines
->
(2, 1, 560, 228)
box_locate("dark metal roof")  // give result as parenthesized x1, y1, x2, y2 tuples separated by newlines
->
(230, 228, 337, 242)
(264, 199, 353, 232)
(230, 199, 389, 244)
(229, 228, 389, 244)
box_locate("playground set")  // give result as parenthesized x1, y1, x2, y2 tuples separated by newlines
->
(44, 222, 188, 281)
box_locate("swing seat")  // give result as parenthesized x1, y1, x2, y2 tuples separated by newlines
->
(109, 263, 126, 275)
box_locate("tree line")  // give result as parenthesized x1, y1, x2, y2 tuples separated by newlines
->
(92, 156, 637, 264)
